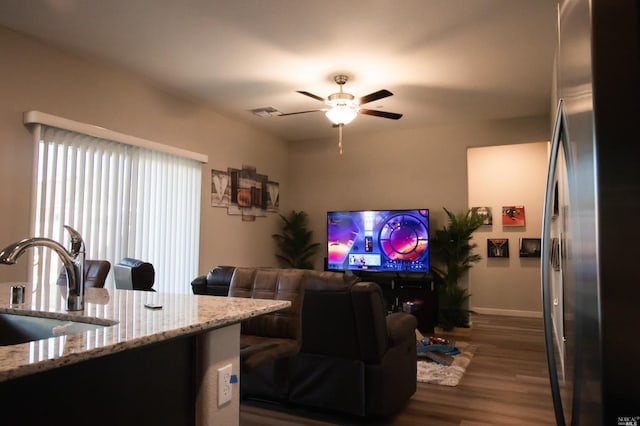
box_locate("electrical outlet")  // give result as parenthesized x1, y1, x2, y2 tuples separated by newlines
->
(217, 364, 233, 407)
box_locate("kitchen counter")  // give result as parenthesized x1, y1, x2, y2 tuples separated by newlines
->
(0, 284, 289, 425)
(0, 286, 289, 382)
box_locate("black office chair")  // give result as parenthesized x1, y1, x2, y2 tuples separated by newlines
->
(113, 258, 156, 291)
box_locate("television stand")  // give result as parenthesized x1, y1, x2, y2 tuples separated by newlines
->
(356, 272, 437, 333)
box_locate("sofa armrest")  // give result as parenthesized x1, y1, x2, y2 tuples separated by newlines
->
(386, 312, 418, 346)
(191, 275, 207, 294)
(191, 266, 236, 296)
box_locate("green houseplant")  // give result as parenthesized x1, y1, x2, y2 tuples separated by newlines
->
(430, 208, 484, 331)
(272, 210, 321, 269)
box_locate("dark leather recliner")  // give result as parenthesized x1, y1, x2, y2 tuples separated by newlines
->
(191, 267, 417, 417)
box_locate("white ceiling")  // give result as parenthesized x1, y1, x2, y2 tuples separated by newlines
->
(0, 0, 557, 142)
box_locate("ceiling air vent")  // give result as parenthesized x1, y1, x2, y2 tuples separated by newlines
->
(248, 106, 282, 117)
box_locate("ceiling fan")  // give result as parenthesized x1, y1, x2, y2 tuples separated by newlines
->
(280, 74, 403, 154)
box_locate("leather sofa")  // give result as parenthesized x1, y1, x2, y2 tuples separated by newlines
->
(190, 265, 236, 296)
(191, 266, 417, 417)
(229, 267, 305, 372)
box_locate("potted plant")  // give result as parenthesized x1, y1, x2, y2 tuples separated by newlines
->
(272, 210, 321, 269)
(430, 208, 484, 332)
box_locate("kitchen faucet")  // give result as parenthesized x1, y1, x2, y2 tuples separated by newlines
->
(0, 225, 85, 311)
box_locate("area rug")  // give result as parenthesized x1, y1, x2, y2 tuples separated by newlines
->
(416, 341, 477, 386)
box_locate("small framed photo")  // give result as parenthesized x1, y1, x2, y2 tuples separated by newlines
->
(471, 206, 493, 225)
(520, 238, 541, 258)
(488, 238, 509, 258)
(502, 205, 526, 227)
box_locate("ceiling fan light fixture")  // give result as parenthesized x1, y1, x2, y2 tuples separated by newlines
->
(325, 93, 358, 124)
(284, 74, 401, 147)
(325, 106, 358, 125)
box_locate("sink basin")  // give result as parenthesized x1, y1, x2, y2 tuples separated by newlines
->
(0, 312, 117, 346)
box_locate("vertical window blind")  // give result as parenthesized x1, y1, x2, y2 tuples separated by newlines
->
(30, 124, 202, 307)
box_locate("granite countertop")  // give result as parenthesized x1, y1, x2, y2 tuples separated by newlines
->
(0, 284, 290, 382)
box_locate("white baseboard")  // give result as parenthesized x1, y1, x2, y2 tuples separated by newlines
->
(471, 307, 542, 318)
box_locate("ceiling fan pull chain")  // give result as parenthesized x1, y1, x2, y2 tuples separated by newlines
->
(338, 123, 343, 155)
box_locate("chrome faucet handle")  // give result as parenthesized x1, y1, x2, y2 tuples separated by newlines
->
(63, 225, 85, 311)
(64, 225, 85, 258)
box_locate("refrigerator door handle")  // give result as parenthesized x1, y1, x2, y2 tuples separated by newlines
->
(542, 99, 567, 426)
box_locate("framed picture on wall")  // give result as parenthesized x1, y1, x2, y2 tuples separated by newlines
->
(471, 206, 493, 225)
(488, 238, 509, 258)
(519, 238, 541, 257)
(502, 205, 526, 226)
(211, 169, 230, 207)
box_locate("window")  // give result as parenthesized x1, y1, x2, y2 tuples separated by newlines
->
(26, 113, 204, 308)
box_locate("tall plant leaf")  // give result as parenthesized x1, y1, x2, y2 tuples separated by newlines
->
(430, 207, 484, 329)
(272, 210, 321, 269)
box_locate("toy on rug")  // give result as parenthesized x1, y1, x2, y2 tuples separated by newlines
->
(415, 329, 459, 365)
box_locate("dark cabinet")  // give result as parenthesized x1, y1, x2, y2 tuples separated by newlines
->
(361, 273, 437, 333)
(0, 337, 196, 426)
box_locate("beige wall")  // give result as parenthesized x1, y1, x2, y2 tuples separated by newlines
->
(467, 142, 549, 316)
(288, 118, 550, 272)
(290, 117, 549, 315)
(0, 26, 289, 283)
(1, 25, 551, 315)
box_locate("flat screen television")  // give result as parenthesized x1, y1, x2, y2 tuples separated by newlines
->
(327, 209, 429, 273)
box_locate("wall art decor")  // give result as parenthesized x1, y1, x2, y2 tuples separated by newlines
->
(487, 238, 509, 258)
(471, 206, 493, 225)
(211, 169, 230, 207)
(211, 165, 279, 221)
(502, 205, 526, 226)
(520, 238, 542, 258)
(265, 181, 280, 213)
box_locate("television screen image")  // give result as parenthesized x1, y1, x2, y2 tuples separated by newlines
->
(327, 209, 429, 273)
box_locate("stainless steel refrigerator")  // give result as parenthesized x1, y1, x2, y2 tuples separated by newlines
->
(542, 0, 640, 425)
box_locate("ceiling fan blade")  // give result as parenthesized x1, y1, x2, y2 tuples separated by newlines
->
(359, 109, 403, 120)
(297, 91, 325, 102)
(278, 109, 324, 116)
(359, 89, 393, 105)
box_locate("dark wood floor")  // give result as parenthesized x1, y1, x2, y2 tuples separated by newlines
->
(240, 315, 557, 425)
